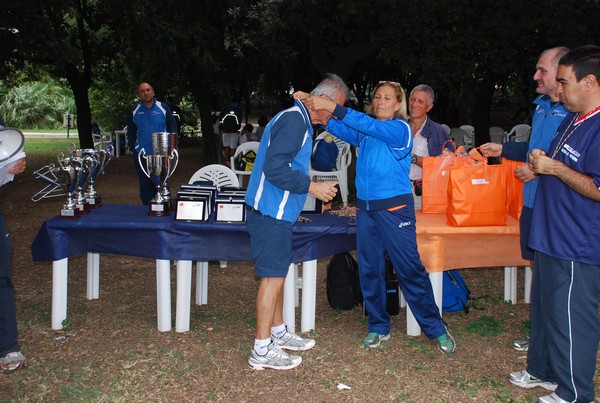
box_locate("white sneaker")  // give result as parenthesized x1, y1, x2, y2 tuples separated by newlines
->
(538, 392, 569, 403)
(248, 344, 302, 370)
(272, 329, 316, 351)
(509, 369, 557, 391)
(0, 351, 27, 371)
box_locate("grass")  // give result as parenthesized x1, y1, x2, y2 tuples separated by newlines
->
(23, 138, 79, 156)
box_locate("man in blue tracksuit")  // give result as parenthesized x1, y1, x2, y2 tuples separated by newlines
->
(127, 82, 178, 205)
(481, 47, 570, 354)
(245, 74, 348, 370)
(299, 81, 455, 354)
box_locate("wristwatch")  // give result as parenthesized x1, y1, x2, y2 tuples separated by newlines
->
(411, 155, 417, 164)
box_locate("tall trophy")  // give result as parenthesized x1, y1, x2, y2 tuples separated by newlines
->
(84, 145, 113, 207)
(138, 132, 179, 216)
(55, 154, 81, 219)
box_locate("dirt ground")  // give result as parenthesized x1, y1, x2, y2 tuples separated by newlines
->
(0, 146, 598, 402)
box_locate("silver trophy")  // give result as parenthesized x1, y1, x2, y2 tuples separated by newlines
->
(55, 153, 81, 219)
(84, 145, 114, 207)
(138, 132, 179, 216)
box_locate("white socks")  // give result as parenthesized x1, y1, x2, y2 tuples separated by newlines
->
(253, 338, 270, 356)
(271, 324, 287, 339)
(253, 324, 288, 355)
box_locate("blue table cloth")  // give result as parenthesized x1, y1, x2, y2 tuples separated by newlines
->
(31, 204, 357, 263)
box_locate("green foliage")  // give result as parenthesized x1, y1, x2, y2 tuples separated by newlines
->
(1, 78, 75, 129)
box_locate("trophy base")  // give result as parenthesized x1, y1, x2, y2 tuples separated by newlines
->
(148, 201, 170, 216)
(60, 208, 81, 220)
(86, 197, 103, 208)
(77, 202, 91, 214)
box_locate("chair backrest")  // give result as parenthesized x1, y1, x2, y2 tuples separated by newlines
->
(489, 126, 506, 144)
(313, 132, 351, 171)
(232, 141, 260, 159)
(440, 124, 451, 135)
(449, 128, 468, 146)
(189, 164, 240, 189)
(508, 124, 531, 142)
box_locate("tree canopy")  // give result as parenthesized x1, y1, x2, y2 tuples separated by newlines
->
(1, 0, 598, 159)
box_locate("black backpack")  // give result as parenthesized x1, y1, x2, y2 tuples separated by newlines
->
(326, 253, 362, 310)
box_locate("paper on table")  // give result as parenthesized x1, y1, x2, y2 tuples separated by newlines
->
(0, 150, 26, 187)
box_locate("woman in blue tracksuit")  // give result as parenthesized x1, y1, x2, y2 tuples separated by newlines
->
(298, 81, 454, 353)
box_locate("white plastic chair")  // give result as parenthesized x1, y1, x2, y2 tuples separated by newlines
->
(188, 164, 240, 304)
(309, 132, 352, 207)
(440, 123, 451, 135)
(229, 141, 260, 186)
(506, 124, 531, 142)
(449, 127, 468, 147)
(459, 125, 475, 148)
(489, 126, 506, 144)
(189, 164, 240, 189)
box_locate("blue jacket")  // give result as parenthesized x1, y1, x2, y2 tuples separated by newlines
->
(127, 99, 177, 154)
(245, 100, 313, 223)
(326, 105, 413, 210)
(421, 118, 453, 156)
(502, 95, 568, 208)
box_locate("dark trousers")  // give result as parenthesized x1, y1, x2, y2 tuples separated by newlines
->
(0, 211, 20, 355)
(528, 251, 600, 402)
(134, 153, 158, 205)
(356, 207, 446, 338)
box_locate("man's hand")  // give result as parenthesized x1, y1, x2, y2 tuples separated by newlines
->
(308, 181, 338, 202)
(7, 157, 26, 175)
(479, 142, 503, 157)
(514, 164, 536, 183)
(528, 149, 556, 175)
(292, 91, 310, 100)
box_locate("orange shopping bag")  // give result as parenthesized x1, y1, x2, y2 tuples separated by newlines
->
(504, 158, 525, 220)
(446, 152, 508, 227)
(421, 141, 463, 214)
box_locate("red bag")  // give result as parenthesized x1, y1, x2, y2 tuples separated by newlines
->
(446, 152, 508, 227)
(421, 141, 463, 214)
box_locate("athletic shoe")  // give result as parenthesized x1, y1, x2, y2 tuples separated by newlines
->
(362, 332, 390, 348)
(436, 332, 456, 354)
(509, 369, 557, 391)
(0, 351, 27, 371)
(512, 338, 529, 352)
(248, 344, 302, 371)
(272, 329, 316, 351)
(538, 392, 569, 403)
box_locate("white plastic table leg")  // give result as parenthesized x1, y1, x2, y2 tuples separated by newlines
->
(283, 263, 296, 334)
(52, 258, 68, 330)
(176, 260, 192, 333)
(504, 266, 517, 304)
(195, 261, 208, 305)
(400, 290, 406, 308)
(300, 259, 317, 333)
(86, 252, 100, 300)
(406, 271, 443, 336)
(294, 263, 300, 307)
(430, 271, 443, 315)
(156, 259, 171, 332)
(524, 266, 532, 303)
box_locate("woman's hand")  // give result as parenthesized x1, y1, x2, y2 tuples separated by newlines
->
(7, 157, 26, 175)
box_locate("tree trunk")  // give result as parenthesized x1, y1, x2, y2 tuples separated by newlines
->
(65, 63, 93, 149)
